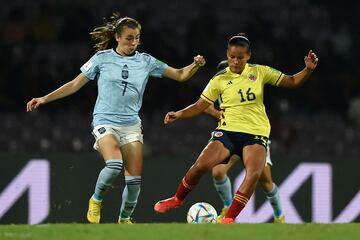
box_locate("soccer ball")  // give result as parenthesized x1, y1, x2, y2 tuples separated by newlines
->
(186, 202, 217, 223)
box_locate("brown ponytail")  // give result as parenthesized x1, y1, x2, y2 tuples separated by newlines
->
(89, 12, 141, 51)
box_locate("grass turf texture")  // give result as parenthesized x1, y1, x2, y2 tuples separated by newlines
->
(0, 223, 359, 240)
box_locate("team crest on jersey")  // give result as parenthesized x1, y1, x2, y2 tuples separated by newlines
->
(213, 131, 223, 137)
(122, 65, 129, 79)
(248, 74, 257, 81)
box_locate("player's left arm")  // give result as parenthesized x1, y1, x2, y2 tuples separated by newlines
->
(279, 50, 319, 88)
(163, 55, 206, 82)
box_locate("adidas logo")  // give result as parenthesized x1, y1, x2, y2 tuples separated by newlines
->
(227, 81, 233, 85)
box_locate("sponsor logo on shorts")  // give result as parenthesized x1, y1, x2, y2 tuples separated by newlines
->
(214, 131, 223, 137)
(98, 127, 106, 134)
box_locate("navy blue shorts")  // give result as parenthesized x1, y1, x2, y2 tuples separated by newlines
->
(209, 130, 268, 163)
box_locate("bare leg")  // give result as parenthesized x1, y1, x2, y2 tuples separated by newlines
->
(87, 135, 123, 223)
(121, 141, 143, 176)
(259, 164, 284, 220)
(94, 135, 124, 199)
(212, 155, 238, 180)
(224, 144, 266, 220)
(259, 165, 273, 192)
(185, 140, 231, 185)
(237, 144, 266, 196)
(154, 140, 230, 213)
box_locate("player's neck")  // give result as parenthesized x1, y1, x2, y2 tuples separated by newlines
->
(114, 47, 135, 57)
(230, 63, 247, 75)
(230, 67, 245, 74)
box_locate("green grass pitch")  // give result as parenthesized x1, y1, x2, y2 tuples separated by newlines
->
(0, 223, 359, 240)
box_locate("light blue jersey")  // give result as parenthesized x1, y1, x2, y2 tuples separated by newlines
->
(80, 49, 168, 127)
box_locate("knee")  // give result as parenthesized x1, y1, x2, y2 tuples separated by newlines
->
(212, 166, 227, 180)
(245, 169, 262, 183)
(259, 178, 273, 192)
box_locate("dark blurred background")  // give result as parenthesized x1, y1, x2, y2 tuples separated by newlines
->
(1, 0, 359, 224)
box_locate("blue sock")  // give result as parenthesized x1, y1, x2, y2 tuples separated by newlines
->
(119, 176, 141, 219)
(264, 183, 283, 217)
(213, 175, 233, 207)
(92, 159, 123, 201)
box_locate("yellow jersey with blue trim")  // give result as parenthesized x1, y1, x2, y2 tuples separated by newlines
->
(200, 63, 284, 138)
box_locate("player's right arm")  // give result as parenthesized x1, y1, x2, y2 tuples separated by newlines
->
(162, 55, 206, 82)
(164, 98, 211, 124)
(26, 73, 89, 112)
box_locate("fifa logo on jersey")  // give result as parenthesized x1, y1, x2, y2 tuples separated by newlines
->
(122, 65, 129, 79)
(248, 74, 257, 81)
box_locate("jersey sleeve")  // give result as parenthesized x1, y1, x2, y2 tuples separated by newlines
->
(200, 77, 220, 104)
(263, 65, 284, 86)
(80, 53, 100, 81)
(148, 55, 168, 77)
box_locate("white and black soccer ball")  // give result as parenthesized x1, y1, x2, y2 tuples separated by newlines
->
(186, 202, 217, 223)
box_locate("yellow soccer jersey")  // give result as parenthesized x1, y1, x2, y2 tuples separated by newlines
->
(201, 63, 284, 137)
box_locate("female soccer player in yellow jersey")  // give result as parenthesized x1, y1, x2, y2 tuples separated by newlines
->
(154, 33, 318, 224)
(205, 60, 285, 223)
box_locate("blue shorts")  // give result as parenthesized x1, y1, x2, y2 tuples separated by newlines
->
(209, 130, 268, 162)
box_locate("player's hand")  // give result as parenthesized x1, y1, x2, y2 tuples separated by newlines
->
(164, 111, 182, 124)
(194, 55, 206, 67)
(26, 97, 46, 112)
(304, 50, 318, 71)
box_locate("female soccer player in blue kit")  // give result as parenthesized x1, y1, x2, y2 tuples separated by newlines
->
(26, 12, 205, 224)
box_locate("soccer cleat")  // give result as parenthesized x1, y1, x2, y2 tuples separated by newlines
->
(216, 207, 229, 223)
(87, 197, 102, 224)
(118, 218, 134, 224)
(274, 215, 285, 223)
(154, 196, 183, 213)
(220, 217, 234, 224)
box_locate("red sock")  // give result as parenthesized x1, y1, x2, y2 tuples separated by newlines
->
(175, 177, 194, 201)
(225, 191, 250, 220)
